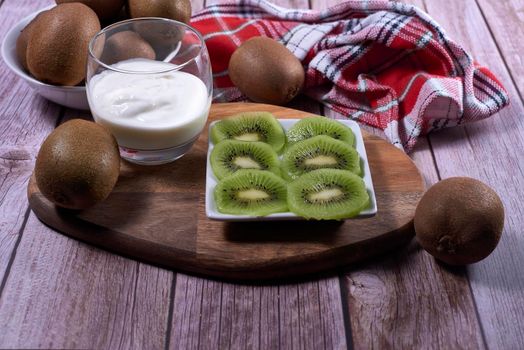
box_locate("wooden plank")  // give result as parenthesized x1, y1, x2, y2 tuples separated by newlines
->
(0, 0, 207, 348)
(324, 113, 484, 349)
(476, 0, 524, 98)
(166, 277, 287, 350)
(0, 213, 172, 349)
(170, 1, 346, 348)
(0, 110, 173, 349)
(168, 103, 349, 347)
(0, 0, 60, 285)
(416, 0, 524, 348)
(170, 275, 347, 350)
(170, 275, 206, 349)
(20, 21, 399, 283)
(310, 0, 487, 348)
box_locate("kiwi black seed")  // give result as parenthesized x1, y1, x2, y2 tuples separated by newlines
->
(286, 116, 356, 147)
(281, 135, 360, 180)
(214, 170, 288, 216)
(210, 140, 280, 180)
(287, 169, 369, 220)
(414, 177, 504, 265)
(211, 112, 286, 153)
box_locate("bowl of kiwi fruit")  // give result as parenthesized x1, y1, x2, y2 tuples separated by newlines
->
(1, 5, 91, 110)
(205, 112, 377, 221)
(2, 0, 193, 110)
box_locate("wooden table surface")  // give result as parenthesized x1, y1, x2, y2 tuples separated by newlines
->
(1, 0, 523, 349)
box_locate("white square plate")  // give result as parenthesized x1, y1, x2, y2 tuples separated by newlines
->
(205, 119, 377, 221)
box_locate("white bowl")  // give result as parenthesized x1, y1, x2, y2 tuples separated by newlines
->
(1, 6, 89, 110)
(205, 119, 378, 221)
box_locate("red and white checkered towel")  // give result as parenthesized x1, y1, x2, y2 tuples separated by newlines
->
(191, 0, 509, 151)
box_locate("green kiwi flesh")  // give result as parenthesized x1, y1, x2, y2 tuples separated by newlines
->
(214, 170, 288, 216)
(211, 112, 286, 153)
(286, 116, 355, 147)
(281, 135, 360, 180)
(210, 140, 280, 180)
(288, 169, 369, 220)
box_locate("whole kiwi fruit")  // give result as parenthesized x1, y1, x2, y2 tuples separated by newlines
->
(128, 0, 192, 23)
(101, 31, 156, 64)
(56, 0, 125, 22)
(228, 37, 305, 105)
(414, 177, 504, 265)
(26, 3, 101, 86)
(35, 119, 120, 210)
(128, 0, 191, 59)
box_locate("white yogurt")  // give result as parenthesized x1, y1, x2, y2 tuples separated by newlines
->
(88, 58, 211, 150)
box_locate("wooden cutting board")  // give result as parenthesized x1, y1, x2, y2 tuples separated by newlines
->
(28, 103, 425, 280)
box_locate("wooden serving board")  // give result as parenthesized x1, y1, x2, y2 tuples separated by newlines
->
(28, 103, 425, 280)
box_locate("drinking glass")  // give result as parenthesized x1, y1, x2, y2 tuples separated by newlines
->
(86, 18, 212, 165)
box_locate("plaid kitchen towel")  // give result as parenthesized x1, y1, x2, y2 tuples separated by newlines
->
(191, 0, 509, 151)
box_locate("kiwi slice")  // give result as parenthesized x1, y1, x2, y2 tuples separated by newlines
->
(211, 112, 286, 153)
(210, 140, 280, 180)
(288, 169, 369, 220)
(214, 170, 288, 216)
(281, 135, 361, 180)
(286, 116, 355, 147)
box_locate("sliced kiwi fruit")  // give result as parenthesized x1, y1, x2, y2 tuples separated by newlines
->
(288, 169, 369, 220)
(211, 112, 286, 153)
(214, 170, 288, 216)
(210, 140, 280, 180)
(281, 135, 361, 180)
(286, 116, 355, 147)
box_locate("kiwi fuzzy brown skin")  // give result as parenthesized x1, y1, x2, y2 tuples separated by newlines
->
(27, 3, 101, 86)
(16, 12, 46, 72)
(128, 0, 192, 23)
(228, 37, 305, 105)
(56, 0, 125, 22)
(101, 31, 156, 65)
(414, 177, 504, 265)
(129, 0, 191, 60)
(35, 119, 120, 210)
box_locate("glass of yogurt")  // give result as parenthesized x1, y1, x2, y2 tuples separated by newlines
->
(86, 18, 212, 165)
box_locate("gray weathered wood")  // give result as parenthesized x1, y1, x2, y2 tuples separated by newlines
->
(476, 0, 524, 98)
(0, 213, 172, 349)
(168, 103, 347, 347)
(0, 0, 59, 287)
(170, 275, 347, 350)
(1, 0, 523, 348)
(324, 111, 485, 349)
(169, 1, 347, 349)
(420, 0, 524, 348)
(0, 0, 216, 347)
(311, 0, 487, 348)
(0, 106, 174, 348)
